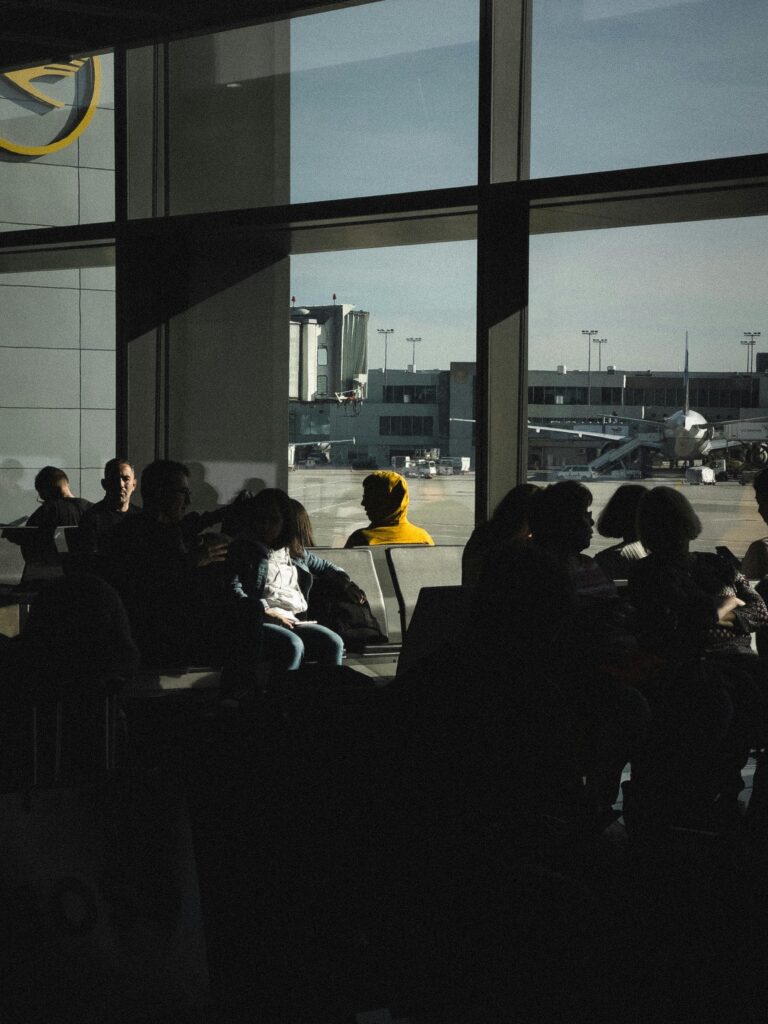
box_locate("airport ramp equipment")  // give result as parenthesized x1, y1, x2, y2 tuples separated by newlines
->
(589, 434, 652, 472)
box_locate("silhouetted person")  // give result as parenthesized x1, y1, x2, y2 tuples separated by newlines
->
(461, 482, 539, 588)
(627, 485, 768, 832)
(594, 483, 647, 581)
(370, 545, 606, 1021)
(77, 457, 140, 554)
(0, 572, 138, 706)
(7, 465, 92, 567)
(344, 471, 434, 547)
(742, 466, 768, 580)
(108, 459, 232, 668)
(528, 481, 650, 827)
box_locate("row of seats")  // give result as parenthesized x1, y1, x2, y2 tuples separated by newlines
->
(0, 533, 466, 688)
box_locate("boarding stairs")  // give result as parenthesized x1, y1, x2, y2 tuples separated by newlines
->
(588, 433, 656, 472)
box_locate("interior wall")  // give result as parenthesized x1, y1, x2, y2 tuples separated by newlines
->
(166, 256, 290, 506)
(0, 54, 117, 523)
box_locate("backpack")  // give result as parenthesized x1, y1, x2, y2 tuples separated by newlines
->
(307, 574, 387, 652)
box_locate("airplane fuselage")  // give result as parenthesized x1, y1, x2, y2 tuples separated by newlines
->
(662, 408, 711, 460)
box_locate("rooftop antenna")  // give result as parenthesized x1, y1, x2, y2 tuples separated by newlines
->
(683, 330, 690, 415)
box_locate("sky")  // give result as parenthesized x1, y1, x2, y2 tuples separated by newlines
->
(288, 0, 767, 375)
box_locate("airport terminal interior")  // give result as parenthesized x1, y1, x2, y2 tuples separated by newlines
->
(1, 1, 768, 1021)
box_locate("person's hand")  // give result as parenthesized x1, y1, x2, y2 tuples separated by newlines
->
(717, 595, 745, 628)
(265, 608, 296, 629)
(195, 535, 229, 567)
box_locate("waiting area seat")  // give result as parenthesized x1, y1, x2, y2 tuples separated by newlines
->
(396, 584, 467, 675)
(385, 544, 464, 636)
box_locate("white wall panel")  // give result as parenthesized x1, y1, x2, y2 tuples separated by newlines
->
(0, 348, 79, 407)
(0, 285, 79, 347)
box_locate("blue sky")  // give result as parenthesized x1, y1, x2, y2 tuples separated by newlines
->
(290, 0, 767, 375)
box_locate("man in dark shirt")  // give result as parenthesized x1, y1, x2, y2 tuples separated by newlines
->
(109, 459, 242, 669)
(10, 466, 92, 566)
(77, 458, 140, 554)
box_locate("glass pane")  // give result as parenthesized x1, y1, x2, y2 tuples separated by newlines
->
(0, 262, 115, 525)
(291, 0, 479, 202)
(289, 240, 476, 546)
(0, 53, 114, 231)
(527, 214, 767, 561)
(531, 1, 768, 177)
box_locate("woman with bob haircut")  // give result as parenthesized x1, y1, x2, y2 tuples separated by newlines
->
(594, 483, 647, 581)
(626, 485, 768, 833)
(226, 488, 357, 671)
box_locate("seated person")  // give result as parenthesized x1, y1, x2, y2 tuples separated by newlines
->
(631, 486, 768, 660)
(741, 466, 768, 580)
(108, 459, 234, 669)
(461, 482, 539, 589)
(528, 481, 617, 600)
(344, 471, 434, 547)
(627, 486, 768, 831)
(594, 483, 647, 581)
(227, 488, 354, 672)
(382, 541, 584, 865)
(5, 465, 92, 566)
(290, 497, 386, 650)
(76, 457, 140, 554)
(528, 481, 649, 826)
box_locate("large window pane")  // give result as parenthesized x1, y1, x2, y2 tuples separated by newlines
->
(289, 240, 476, 546)
(531, 1, 768, 178)
(528, 213, 767, 559)
(291, 0, 479, 202)
(0, 53, 114, 231)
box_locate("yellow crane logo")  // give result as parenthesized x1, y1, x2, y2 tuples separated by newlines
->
(0, 56, 101, 156)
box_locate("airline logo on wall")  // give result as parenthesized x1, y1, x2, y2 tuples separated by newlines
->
(0, 56, 101, 156)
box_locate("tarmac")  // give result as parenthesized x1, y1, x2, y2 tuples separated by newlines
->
(288, 468, 767, 558)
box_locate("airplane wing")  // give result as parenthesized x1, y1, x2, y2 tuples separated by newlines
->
(451, 417, 630, 443)
(527, 423, 630, 442)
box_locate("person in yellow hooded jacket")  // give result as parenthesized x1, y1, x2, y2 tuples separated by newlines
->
(344, 470, 435, 547)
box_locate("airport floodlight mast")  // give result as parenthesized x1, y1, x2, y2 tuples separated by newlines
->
(743, 331, 761, 374)
(406, 336, 422, 372)
(581, 329, 598, 406)
(377, 328, 394, 388)
(593, 337, 608, 372)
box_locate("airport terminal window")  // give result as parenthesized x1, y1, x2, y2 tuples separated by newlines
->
(288, 239, 476, 546)
(382, 385, 438, 404)
(290, 0, 479, 203)
(528, 213, 768, 559)
(380, 416, 434, 436)
(530, 2, 768, 178)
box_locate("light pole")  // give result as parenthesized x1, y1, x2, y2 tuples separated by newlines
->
(593, 337, 608, 372)
(377, 328, 394, 391)
(582, 329, 598, 407)
(743, 331, 761, 407)
(743, 331, 760, 373)
(406, 336, 422, 372)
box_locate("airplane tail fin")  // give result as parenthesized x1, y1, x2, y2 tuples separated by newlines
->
(683, 330, 690, 415)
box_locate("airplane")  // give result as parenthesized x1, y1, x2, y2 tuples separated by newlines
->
(611, 334, 768, 464)
(454, 335, 768, 470)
